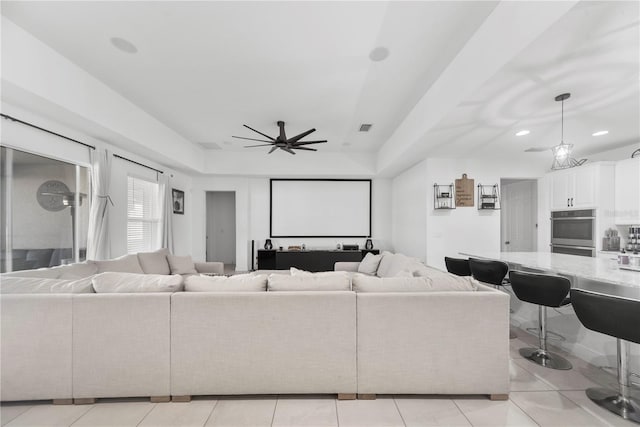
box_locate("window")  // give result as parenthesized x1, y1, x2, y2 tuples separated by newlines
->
(127, 176, 160, 254)
(0, 146, 91, 272)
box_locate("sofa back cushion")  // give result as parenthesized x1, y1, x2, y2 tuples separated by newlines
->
(52, 261, 98, 279)
(93, 254, 144, 274)
(1, 268, 62, 279)
(268, 274, 351, 291)
(352, 274, 432, 292)
(184, 274, 267, 292)
(357, 252, 382, 275)
(167, 255, 198, 275)
(376, 252, 422, 278)
(137, 248, 171, 275)
(92, 272, 183, 293)
(413, 265, 478, 291)
(0, 276, 94, 294)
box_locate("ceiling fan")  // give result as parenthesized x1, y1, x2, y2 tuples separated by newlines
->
(232, 121, 327, 155)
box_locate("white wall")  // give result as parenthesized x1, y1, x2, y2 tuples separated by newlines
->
(390, 157, 547, 270)
(191, 176, 392, 271)
(391, 160, 427, 262)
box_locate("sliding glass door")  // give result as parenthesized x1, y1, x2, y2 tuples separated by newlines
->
(1, 147, 91, 272)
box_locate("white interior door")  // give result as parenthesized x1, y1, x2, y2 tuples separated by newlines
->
(206, 191, 236, 264)
(501, 179, 538, 252)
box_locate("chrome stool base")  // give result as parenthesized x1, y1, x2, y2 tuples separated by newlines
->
(585, 387, 640, 424)
(519, 348, 573, 370)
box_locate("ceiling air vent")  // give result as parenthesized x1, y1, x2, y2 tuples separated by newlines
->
(525, 147, 550, 153)
(359, 124, 373, 132)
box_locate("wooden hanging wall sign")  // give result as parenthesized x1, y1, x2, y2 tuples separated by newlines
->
(455, 174, 474, 207)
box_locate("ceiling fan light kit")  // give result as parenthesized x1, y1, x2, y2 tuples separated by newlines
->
(233, 121, 327, 155)
(551, 93, 587, 171)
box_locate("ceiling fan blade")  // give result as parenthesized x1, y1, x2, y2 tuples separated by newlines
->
(244, 144, 276, 148)
(243, 124, 275, 141)
(290, 146, 317, 151)
(232, 136, 274, 143)
(281, 146, 296, 155)
(268, 146, 278, 154)
(291, 140, 327, 146)
(288, 128, 316, 144)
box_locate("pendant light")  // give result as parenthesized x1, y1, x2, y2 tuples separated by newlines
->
(551, 93, 586, 170)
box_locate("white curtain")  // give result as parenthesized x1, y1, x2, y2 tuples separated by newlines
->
(160, 173, 174, 254)
(86, 148, 112, 260)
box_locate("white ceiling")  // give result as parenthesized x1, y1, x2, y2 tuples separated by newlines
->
(1, 1, 638, 168)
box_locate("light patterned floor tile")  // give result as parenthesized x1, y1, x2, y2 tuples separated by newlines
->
(0, 404, 33, 427)
(453, 397, 538, 426)
(205, 398, 276, 427)
(561, 390, 640, 427)
(508, 338, 528, 359)
(394, 397, 471, 427)
(510, 390, 608, 426)
(271, 398, 337, 427)
(4, 404, 92, 427)
(513, 356, 602, 391)
(510, 360, 555, 391)
(71, 401, 155, 427)
(138, 401, 217, 427)
(336, 398, 404, 427)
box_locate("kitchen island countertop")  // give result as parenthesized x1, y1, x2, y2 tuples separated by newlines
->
(459, 251, 640, 293)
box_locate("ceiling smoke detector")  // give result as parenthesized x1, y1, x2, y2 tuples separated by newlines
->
(359, 124, 373, 132)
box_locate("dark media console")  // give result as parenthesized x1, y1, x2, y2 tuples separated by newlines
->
(257, 249, 379, 272)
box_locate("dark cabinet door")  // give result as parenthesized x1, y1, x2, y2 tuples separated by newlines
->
(257, 250, 277, 270)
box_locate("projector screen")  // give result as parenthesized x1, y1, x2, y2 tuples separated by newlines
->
(270, 179, 371, 237)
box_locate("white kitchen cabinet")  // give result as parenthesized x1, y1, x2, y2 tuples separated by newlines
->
(614, 157, 640, 225)
(549, 163, 600, 210)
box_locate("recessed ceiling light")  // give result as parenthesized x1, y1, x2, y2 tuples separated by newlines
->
(515, 130, 530, 136)
(110, 37, 138, 54)
(592, 130, 609, 136)
(369, 47, 389, 62)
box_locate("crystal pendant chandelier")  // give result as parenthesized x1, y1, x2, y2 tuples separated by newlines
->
(551, 93, 586, 170)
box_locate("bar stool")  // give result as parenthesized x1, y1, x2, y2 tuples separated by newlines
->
(571, 288, 640, 423)
(509, 270, 572, 370)
(469, 258, 516, 339)
(444, 257, 471, 277)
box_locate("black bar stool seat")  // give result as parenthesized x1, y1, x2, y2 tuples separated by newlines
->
(469, 258, 516, 339)
(571, 288, 640, 424)
(509, 270, 572, 370)
(444, 257, 471, 277)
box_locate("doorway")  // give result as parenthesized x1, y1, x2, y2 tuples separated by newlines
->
(501, 179, 538, 252)
(206, 191, 236, 270)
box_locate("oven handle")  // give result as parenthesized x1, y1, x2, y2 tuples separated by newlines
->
(550, 244, 596, 250)
(550, 217, 595, 220)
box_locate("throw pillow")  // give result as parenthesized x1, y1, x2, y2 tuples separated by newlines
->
(93, 254, 144, 274)
(184, 274, 267, 292)
(413, 265, 478, 291)
(167, 255, 198, 275)
(357, 252, 382, 275)
(352, 274, 432, 292)
(137, 248, 171, 275)
(0, 276, 95, 294)
(92, 272, 183, 293)
(376, 252, 421, 277)
(268, 274, 351, 291)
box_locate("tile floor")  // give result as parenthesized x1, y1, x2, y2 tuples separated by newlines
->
(2, 328, 638, 427)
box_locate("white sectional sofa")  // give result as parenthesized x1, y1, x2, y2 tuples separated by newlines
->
(0, 250, 510, 403)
